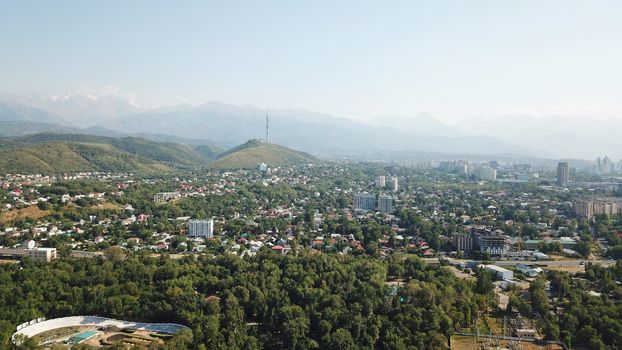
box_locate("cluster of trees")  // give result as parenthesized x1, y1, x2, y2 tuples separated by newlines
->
(519, 263, 622, 350)
(0, 251, 482, 349)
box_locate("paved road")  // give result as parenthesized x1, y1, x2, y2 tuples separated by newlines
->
(424, 257, 615, 268)
(70, 250, 103, 258)
(70, 250, 615, 270)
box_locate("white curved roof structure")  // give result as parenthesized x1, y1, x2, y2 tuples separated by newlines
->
(13, 316, 189, 341)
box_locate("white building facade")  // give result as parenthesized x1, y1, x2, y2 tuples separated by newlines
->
(188, 219, 214, 238)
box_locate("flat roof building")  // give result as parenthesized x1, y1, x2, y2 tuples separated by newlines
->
(353, 193, 376, 211)
(573, 198, 621, 219)
(378, 195, 393, 213)
(481, 264, 513, 280)
(452, 233, 473, 253)
(0, 247, 57, 262)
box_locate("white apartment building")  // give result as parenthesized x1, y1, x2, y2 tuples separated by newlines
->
(188, 219, 214, 238)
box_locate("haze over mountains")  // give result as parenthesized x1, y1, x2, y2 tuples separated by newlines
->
(1, 92, 620, 161)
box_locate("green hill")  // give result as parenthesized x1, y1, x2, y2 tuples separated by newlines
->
(194, 144, 224, 159)
(0, 133, 214, 174)
(211, 139, 319, 169)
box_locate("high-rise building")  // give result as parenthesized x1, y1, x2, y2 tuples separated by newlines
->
(557, 162, 569, 186)
(594, 156, 615, 174)
(472, 166, 496, 181)
(378, 195, 393, 213)
(438, 160, 468, 174)
(375, 176, 386, 188)
(353, 193, 376, 211)
(386, 176, 399, 192)
(602, 156, 614, 174)
(188, 219, 214, 238)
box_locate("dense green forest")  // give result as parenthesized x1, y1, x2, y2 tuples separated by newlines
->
(1, 252, 621, 349)
(1, 252, 477, 349)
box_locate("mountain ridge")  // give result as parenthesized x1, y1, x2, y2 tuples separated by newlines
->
(6, 92, 620, 159)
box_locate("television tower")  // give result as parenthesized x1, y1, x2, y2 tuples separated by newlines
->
(265, 111, 270, 143)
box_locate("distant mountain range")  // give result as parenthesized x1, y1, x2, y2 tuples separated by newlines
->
(0, 100, 66, 125)
(1, 92, 621, 161)
(0, 92, 145, 127)
(99, 102, 546, 158)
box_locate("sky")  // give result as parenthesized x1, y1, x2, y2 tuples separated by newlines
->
(1, 0, 622, 122)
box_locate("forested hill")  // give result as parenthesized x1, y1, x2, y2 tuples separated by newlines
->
(211, 139, 319, 169)
(0, 133, 214, 174)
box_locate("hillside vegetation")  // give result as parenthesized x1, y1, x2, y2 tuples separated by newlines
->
(0, 133, 214, 174)
(211, 139, 318, 169)
(194, 143, 224, 159)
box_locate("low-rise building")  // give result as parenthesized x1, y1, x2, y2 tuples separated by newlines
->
(481, 264, 513, 280)
(524, 239, 542, 251)
(0, 247, 57, 262)
(153, 192, 180, 204)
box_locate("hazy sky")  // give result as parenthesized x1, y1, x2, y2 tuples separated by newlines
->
(1, 0, 622, 121)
